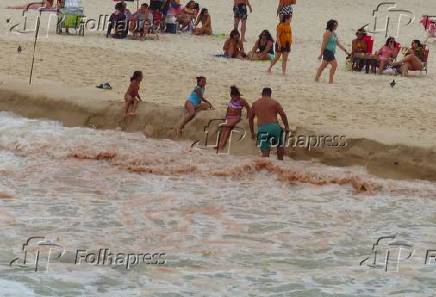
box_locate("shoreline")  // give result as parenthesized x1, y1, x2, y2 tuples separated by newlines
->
(1, 77, 435, 182)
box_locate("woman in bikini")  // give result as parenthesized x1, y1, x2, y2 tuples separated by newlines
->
(392, 40, 425, 76)
(193, 8, 212, 35)
(248, 30, 275, 60)
(217, 86, 251, 151)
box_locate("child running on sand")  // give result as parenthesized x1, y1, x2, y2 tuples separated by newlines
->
(217, 86, 251, 151)
(233, 0, 253, 42)
(177, 76, 213, 135)
(268, 15, 292, 75)
(124, 71, 143, 118)
(315, 19, 350, 84)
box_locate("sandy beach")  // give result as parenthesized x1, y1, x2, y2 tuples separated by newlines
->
(2, 1, 436, 296)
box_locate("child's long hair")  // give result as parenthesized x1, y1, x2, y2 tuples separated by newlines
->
(230, 85, 241, 97)
(258, 30, 274, 43)
(130, 71, 143, 82)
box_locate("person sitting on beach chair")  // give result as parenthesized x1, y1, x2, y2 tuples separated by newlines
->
(107, 2, 128, 39)
(247, 30, 275, 61)
(351, 28, 368, 71)
(177, 1, 199, 32)
(392, 40, 428, 76)
(375, 37, 399, 74)
(193, 8, 212, 35)
(129, 3, 156, 40)
(223, 29, 246, 59)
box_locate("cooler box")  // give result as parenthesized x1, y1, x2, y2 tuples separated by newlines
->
(166, 23, 177, 33)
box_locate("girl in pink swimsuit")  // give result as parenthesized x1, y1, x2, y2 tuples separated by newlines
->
(217, 86, 251, 151)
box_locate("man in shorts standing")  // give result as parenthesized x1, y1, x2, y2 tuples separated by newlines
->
(249, 88, 290, 160)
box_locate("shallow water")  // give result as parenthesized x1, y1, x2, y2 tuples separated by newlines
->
(1, 112, 436, 297)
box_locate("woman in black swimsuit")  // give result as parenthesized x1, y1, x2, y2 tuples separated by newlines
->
(248, 30, 275, 60)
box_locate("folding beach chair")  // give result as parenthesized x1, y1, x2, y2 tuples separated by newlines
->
(56, 0, 85, 36)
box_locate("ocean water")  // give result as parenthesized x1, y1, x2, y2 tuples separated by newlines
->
(1, 112, 436, 297)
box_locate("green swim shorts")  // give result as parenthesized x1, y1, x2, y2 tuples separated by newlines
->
(257, 123, 284, 152)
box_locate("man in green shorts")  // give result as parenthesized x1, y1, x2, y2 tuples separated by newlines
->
(249, 88, 290, 160)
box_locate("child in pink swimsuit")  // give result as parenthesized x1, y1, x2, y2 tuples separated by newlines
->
(217, 86, 251, 151)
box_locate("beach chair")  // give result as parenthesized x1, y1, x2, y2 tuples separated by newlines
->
(56, 0, 85, 36)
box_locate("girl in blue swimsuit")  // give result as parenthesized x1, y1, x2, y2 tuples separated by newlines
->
(177, 76, 213, 135)
(217, 85, 251, 151)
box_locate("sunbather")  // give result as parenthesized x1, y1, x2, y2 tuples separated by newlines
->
(107, 2, 129, 39)
(223, 29, 246, 59)
(248, 30, 274, 61)
(392, 40, 425, 76)
(129, 3, 152, 40)
(193, 8, 212, 35)
(351, 28, 368, 71)
(375, 37, 399, 74)
(177, 1, 199, 32)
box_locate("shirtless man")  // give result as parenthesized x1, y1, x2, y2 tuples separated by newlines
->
(249, 88, 290, 160)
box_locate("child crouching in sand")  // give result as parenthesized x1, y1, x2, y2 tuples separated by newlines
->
(177, 76, 214, 135)
(124, 71, 143, 118)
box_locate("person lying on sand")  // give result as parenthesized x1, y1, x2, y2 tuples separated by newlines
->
(193, 8, 212, 35)
(177, 76, 213, 135)
(223, 29, 246, 59)
(217, 86, 251, 151)
(249, 88, 290, 160)
(124, 71, 143, 119)
(247, 30, 274, 61)
(392, 40, 425, 76)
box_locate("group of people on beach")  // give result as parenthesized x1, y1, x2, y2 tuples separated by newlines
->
(107, 0, 211, 39)
(124, 72, 290, 159)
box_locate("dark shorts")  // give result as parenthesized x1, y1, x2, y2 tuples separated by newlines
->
(323, 49, 336, 62)
(276, 42, 291, 53)
(257, 123, 284, 152)
(233, 4, 248, 20)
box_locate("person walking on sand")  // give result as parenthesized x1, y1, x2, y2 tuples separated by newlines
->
(124, 71, 143, 119)
(249, 88, 290, 160)
(267, 14, 292, 75)
(315, 19, 350, 84)
(177, 76, 214, 135)
(233, 0, 252, 42)
(217, 86, 251, 151)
